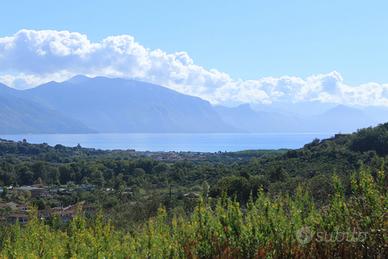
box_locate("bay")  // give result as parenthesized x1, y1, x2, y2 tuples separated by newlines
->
(0, 133, 338, 152)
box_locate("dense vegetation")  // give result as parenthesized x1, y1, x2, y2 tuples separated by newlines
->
(0, 123, 387, 257)
(0, 168, 386, 258)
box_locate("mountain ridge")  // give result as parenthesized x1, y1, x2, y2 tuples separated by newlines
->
(0, 76, 384, 134)
(0, 82, 93, 134)
(22, 76, 238, 133)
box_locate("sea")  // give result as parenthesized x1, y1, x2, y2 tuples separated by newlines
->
(0, 133, 338, 152)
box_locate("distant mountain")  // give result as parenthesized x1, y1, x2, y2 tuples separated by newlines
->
(252, 101, 337, 117)
(309, 105, 378, 132)
(0, 76, 384, 134)
(362, 106, 388, 123)
(216, 103, 379, 133)
(215, 104, 303, 132)
(0, 83, 92, 134)
(23, 76, 236, 133)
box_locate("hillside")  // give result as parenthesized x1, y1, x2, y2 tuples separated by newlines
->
(215, 104, 302, 132)
(215, 103, 378, 133)
(0, 77, 385, 134)
(23, 76, 236, 133)
(0, 83, 92, 134)
(0, 124, 386, 258)
(0, 123, 387, 201)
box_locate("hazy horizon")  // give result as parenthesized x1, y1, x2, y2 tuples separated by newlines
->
(1, 1, 387, 145)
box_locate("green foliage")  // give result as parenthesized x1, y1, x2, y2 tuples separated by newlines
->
(350, 123, 388, 155)
(0, 168, 385, 258)
(1, 124, 388, 257)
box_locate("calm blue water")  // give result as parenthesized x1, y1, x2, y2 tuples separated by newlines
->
(0, 133, 336, 152)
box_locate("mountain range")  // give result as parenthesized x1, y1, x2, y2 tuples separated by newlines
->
(0, 76, 384, 134)
(0, 82, 92, 134)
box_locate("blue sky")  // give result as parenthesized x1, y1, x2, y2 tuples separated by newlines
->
(1, 0, 387, 83)
(0, 0, 388, 106)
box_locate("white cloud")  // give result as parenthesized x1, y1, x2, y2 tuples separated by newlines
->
(0, 29, 388, 106)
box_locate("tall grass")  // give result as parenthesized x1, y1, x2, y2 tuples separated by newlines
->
(0, 168, 386, 258)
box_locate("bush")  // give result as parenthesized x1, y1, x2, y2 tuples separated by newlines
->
(0, 168, 386, 258)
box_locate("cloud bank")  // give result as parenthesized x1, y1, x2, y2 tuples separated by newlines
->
(1, 29, 387, 106)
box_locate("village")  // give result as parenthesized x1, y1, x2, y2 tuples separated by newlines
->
(0, 184, 97, 225)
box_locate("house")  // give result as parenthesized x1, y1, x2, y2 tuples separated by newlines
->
(7, 212, 29, 224)
(0, 202, 30, 224)
(77, 184, 96, 191)
(0, 202, 28, 212)
(14, 186, 47, 198)
(39, 202, 95, 222)
(1, 200, 95, 224)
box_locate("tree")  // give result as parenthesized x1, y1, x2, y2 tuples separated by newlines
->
(268, 167, 288, 182)
(59, 165, 73, 184)
(18, 167, 34, 185)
